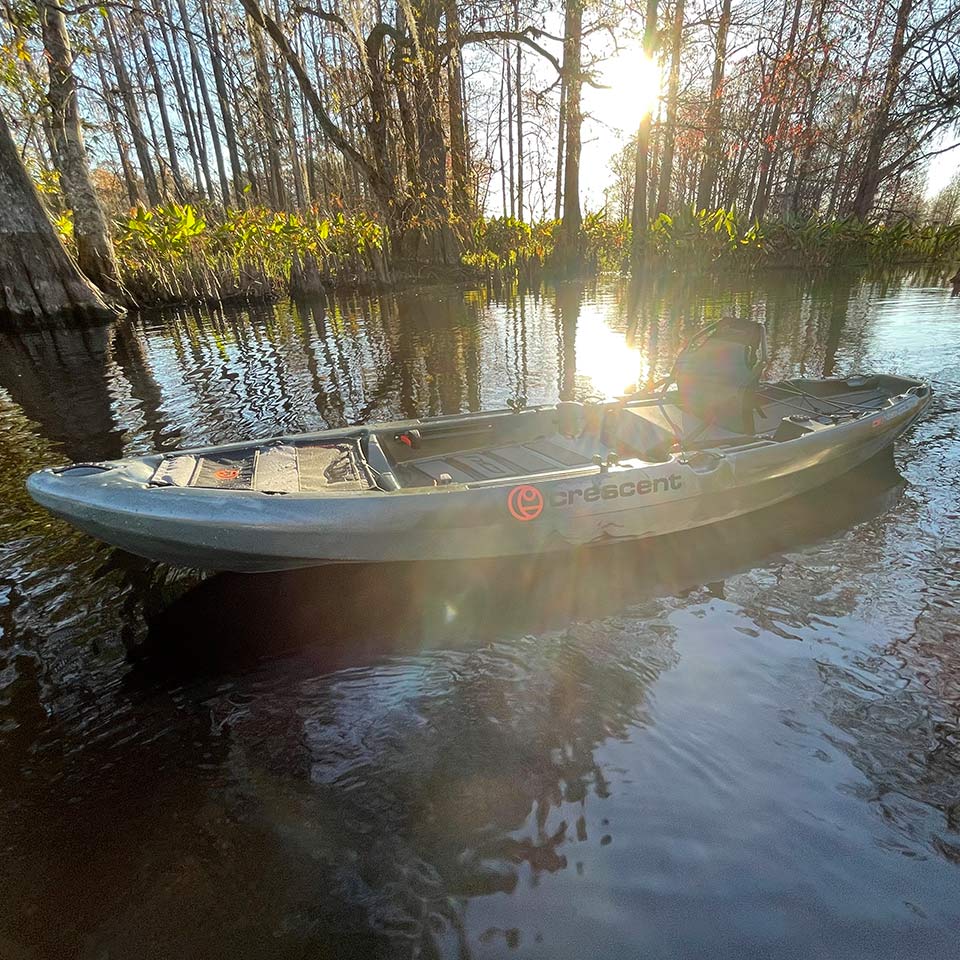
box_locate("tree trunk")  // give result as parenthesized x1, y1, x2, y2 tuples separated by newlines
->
(91, 34, 140, 206)
(656, 0, 683, 214)
(558, 0, 583, 260)
(157, 0, 209, 197)
(851, 0, 913, 219)
(134, 64, 168, 196)
(498, 62, 508, 214)
(695, 0, 731, 211)
(248, 12, 289, 210)
(445, 0, 471, 223)
(514, 0, 524, 222)
(631, 0, 658, 264)
(790, 0, 830, 217)
(0, 108, 118, 325)
(554, 68, 566, 220)
(824, 0, 884, 220)
(361, 22, 398, 218)
(133, 0, 186, 199)
(39, 1, 120, 292)
(200, 0, 246, 202)
(176, 0, 231, 205)
(751, 0, 803, 221)
(278, 58, 307, 209)
(506, 43, 515, 218)
(103, 8, 161, 205)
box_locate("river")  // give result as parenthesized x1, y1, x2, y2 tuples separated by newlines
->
(1, 270, 958, 958)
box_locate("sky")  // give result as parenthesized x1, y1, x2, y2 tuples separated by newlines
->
(565, 52, 959, 213)
(924, 135, 960, 198)
(579, 49, 658, 211)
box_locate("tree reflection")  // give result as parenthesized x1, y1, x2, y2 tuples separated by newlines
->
(0, 325, 122, 462)
(554, 280, 580, 400)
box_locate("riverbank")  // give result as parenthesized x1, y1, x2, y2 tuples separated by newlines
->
(56, 203, 960, 311)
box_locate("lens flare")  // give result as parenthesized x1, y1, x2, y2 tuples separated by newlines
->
(602, 50, 663, 128)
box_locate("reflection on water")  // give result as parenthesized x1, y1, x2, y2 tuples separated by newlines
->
(1, 270, 959, 959)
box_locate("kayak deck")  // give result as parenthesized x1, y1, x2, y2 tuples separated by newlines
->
(381, 377, 906, 489)
(144, 376, 920, 494)
(397, 434, 612, 485)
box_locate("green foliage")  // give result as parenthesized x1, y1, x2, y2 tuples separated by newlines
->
(53, 209, 74, 247)
(580, 212, 631, 271)
(647, 206, 764, 264)
(462, 207, 960, 281)
(463, 214, 630, 278)
(463, 216, 557, 275)
(644, 207, 960, 270)
(44, 195, 960, 307)
(114, 204, 386, 304)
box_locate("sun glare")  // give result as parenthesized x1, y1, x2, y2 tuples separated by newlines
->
(575, 309, 650, 398)
(602, 51, 663, 130)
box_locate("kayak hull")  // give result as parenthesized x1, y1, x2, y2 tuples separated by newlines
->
(26, 377, 931, 572)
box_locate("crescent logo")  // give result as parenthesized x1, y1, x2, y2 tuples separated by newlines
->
(507, 484, 544, 521)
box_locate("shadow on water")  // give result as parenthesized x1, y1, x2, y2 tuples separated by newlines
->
(137, 450, 904, 680)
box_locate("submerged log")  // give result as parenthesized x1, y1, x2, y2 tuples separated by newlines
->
(0, 108, 119, 327)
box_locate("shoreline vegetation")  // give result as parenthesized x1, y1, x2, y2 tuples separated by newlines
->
(59, 202, 960, 311)
(1, 0, 959, 324)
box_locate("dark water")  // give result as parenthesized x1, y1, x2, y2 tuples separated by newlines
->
(1, 271, 959, 959)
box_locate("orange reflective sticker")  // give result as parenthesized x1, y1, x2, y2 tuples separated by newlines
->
(215, 468, 240, 481)
(507, 484, 544, 522)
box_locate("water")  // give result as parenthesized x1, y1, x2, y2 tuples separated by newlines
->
(1, 271, 958, 959)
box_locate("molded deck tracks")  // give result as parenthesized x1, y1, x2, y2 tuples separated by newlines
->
(403, 435, 607, 484)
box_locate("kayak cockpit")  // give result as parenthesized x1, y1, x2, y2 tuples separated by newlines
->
(377, 373, 927, 490)
(128, 371, 925, 496)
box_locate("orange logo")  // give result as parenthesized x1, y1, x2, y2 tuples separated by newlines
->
(215, 468, 240, 481)
(507, 484, 544, 521)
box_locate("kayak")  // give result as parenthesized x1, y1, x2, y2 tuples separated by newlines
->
(26, 320, 931, 572)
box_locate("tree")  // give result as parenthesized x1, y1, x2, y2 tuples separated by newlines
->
(0, 107, 117, 325)
(631, 0, 659, 264)
(655, 0, 684, 214)
(928, 169, 960, 223)
(556, 0, 584, 265)
(101, 5, 161, 205)
(695, 0, 732, 212)
(38, 0, 120, 292)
